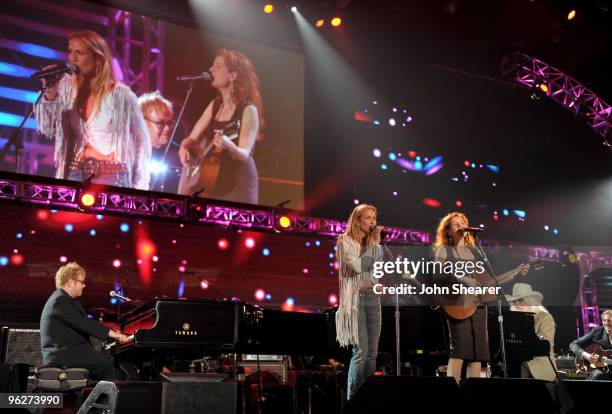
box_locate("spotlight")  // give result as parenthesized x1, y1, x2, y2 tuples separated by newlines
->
(315, 19, 325, 28)
(77, 190, 97, 211)
(200, 279, 210, 290)
(538, 83, 549, 94)
(331, 17, 342, 27)
(149, 160, 168, 175)
(291, 6, 297, 13)
(567, 10, 576, 20)
(278, 215, 291, 229)
(272, 199, 291, 233)
(264, 4, 274, 14)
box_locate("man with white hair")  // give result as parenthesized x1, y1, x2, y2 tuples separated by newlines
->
(506, 283, 557, 381)
(40, 262, 130, 380)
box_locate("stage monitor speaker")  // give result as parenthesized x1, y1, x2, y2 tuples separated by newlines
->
(460, 377, 558, 414)
(562, 379, 612, 414)
(1, 327, 42, 367)
(163, 381, 241, 414)
(79, 380, 241, 414)
(344, 376, 459, 414)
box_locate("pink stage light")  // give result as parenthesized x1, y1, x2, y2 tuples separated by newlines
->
(328, 294, 338, 305)
(254, 289, 266, 301)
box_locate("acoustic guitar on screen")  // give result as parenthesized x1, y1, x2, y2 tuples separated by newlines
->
(178, 128, 239, 197)
(440, 258, 544, 320)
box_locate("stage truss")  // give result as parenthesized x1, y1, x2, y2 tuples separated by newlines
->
(502, 51, 612, 146)
(0, 173, 430, 245)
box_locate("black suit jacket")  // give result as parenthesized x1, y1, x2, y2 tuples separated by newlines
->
(570, 326, 611, 358)
(39, 289, 110, 365)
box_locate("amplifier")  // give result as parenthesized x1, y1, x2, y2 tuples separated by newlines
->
(238, 361, 288, 384)
(555, 355, 577, 370)
(1, 327, 43, 367)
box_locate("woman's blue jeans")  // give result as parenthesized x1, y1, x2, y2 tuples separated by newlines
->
(347, 292, 381, 400)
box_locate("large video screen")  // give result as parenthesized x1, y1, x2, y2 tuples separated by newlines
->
(0, 0, 304, 209)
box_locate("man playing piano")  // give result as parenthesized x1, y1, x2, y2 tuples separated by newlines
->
(570, 309, 612, 380)
(40, 262, 131, 380)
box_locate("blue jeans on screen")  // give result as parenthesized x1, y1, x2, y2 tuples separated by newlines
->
(347, 292, 381, 400)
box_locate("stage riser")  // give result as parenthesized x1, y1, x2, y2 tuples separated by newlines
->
(344, 376, 612, 414)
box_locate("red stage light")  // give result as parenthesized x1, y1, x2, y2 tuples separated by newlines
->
(264, 4, 274, 14)
(217, 238, 229, 250)
(422, 198, 442, 208)
(36, 210, 50, 220)
(11, 253, 24, 266)
(315, 19, 325, 28)
(245, 237, 255, 249)
(331, 17, 342, 27)
(200, 280, 210, 290)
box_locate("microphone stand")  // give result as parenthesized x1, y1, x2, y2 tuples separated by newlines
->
(380, 238, 402, 376)
(152, 80, 197, 191)
(0, 85, 48, 171)
(471, 233, 509, 378)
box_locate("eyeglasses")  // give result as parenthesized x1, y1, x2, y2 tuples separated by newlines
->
(145, 117, 175, 130)
(73, 278, 86, 286)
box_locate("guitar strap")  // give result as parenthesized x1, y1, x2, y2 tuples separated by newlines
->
(212, 97, 223, 120)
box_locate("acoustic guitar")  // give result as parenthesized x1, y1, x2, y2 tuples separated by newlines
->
(177, 125, 240, 197)
(440, 258, 544, 320)
(576, 344, 612, 373)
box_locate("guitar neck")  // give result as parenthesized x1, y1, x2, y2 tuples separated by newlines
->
(485, 268, 520, 287)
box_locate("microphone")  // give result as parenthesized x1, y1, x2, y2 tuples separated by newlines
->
(176, 71, 212, 82)
(460, 226, 484, 233)
(30, 62, 77, 80)
(369, 225, 388, 240)
(109, 290, 133, 302)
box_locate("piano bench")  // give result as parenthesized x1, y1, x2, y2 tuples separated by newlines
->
(34, 366, 90, 392)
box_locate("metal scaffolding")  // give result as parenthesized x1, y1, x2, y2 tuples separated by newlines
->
(108, 9, 165, 94)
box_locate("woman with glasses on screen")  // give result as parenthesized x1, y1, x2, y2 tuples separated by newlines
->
(178, 49, 264, 204)
(34, 30, 151, 190)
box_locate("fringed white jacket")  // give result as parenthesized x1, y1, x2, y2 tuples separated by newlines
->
(335, 235, 383, 347)
(34, 75, 152, 190)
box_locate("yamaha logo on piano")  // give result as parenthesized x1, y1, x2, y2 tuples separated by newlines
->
(175, 322, 198, 336)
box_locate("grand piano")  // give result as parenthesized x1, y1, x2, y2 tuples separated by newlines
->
(487, 309, 552, 377)
(112, 298, 262, 379)
(111, 298, 335, 379)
